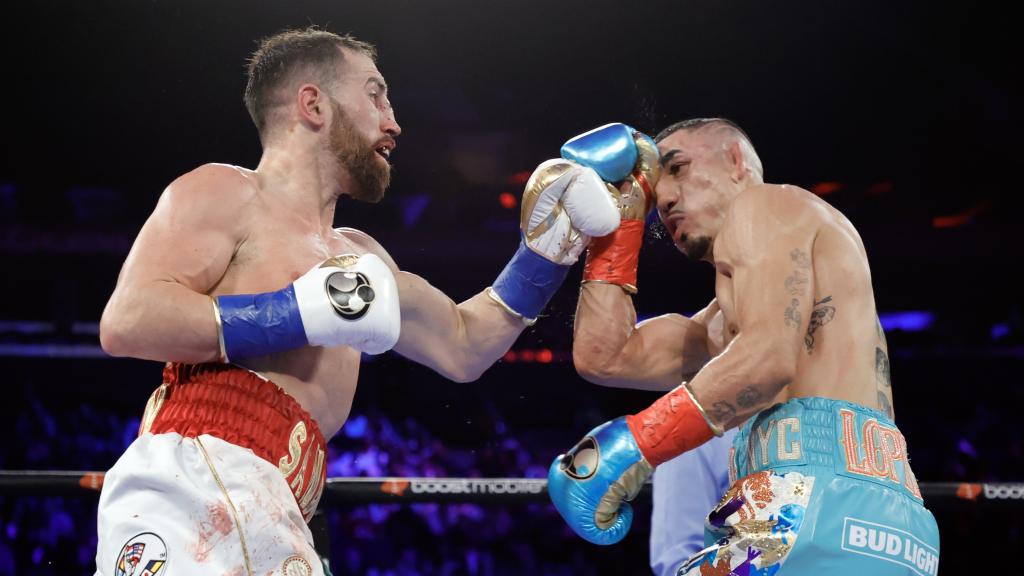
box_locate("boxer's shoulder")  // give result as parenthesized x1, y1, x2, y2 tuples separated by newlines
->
(163, 163, 260, 215)
(719, 185, 822, 256)
(333, 227, 398, 272)
(729, 184, 817, 221)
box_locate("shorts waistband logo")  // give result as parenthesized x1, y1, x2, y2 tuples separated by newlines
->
(839, 409, 921, 499)
(737, 417, 805, 474)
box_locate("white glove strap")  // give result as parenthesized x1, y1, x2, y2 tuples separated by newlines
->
(293, 253, 401, 354)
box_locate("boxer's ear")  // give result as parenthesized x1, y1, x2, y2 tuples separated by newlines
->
(296, 84, 327, 129)
(727, 140, 745, 184)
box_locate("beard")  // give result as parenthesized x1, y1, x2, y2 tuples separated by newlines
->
(679, 233, 712, 261)
(328, 99, 390, 203)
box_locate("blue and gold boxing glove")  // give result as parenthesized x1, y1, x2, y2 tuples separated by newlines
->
(489, 123, 653, 323)
(547, 417, 652, 546)
(565, 124, 660, 294)
(548, 384, 720, 545)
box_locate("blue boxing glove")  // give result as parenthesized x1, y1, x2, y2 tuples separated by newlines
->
(215, 253, 400, 361)
(489, 123, 651, 324)
(549, 384, 720, 545)
(560, 122, 653, 183)
(547, 417, 654, 545)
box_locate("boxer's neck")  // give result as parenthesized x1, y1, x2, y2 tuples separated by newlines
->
(256, 143, 341, 233)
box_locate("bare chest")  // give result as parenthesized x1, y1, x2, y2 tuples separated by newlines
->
(213, 222, 365, 297)
(208, 220, 370, 436)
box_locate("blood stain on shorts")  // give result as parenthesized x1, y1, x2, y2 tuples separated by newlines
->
(210, 502, 234, 535)
(191, 501, 235, 562)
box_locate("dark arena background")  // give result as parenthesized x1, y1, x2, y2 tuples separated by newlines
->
(0, 1, 1020, 574)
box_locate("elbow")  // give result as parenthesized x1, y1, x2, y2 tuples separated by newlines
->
(572, 348, 619, 387)
(572, 330, 626, 386)
(99, 316, 129, 357)
(99, 304, 137, 358)
(441, 356, 487, 384)
(448, 367, 483, 384)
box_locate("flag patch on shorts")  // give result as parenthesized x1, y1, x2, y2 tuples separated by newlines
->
(114, 532, 167, 576)
(841, 517, 938, 575)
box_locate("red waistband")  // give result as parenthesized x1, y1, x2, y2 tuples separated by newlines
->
(140, 362, 327, 522)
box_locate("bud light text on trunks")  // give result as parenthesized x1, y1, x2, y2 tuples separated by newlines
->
(841, 517, 938, 575)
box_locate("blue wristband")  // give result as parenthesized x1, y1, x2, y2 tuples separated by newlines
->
(492, 241, 571, 320)
(216, 286, 309, 361)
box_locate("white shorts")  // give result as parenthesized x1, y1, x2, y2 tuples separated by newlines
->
(94, 432, 323, 576)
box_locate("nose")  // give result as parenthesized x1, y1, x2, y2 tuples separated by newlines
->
(655, 181, 678, 214)
(382, 108, 401, 138)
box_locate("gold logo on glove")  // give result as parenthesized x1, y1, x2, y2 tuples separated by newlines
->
(320, 254, 360, 269)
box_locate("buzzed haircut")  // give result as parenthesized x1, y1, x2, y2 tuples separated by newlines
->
(654, 117, 755, 147)
(244, 27, 377, 140)
(657, 117, 764, 181)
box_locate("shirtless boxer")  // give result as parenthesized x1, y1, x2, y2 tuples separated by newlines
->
(550, 118, 940, 574)
(94, 28, 622, 576)
(561, 123, 737, 575)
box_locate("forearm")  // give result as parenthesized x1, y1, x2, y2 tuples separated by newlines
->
(100, 280, 221, 363)
(573, 283, 638, 382)
(396, 283, 525, 383)
(452, 291, 529, 378)
(686, 335, 793, 430)
(574, 284, 712, 391)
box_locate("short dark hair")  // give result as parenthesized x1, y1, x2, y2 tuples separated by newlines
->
(654, 117, 754, 147)
(244, 27, 377, 140)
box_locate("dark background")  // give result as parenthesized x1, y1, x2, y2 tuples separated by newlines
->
(0, 0, 1020, 574)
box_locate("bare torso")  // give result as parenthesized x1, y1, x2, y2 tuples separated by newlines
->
(711, 185, 893, 417)
(208, 169, 377, 437)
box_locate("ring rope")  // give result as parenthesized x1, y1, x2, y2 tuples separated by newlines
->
(0, 471, 1019, 506)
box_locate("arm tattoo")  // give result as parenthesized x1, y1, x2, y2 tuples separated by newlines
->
(785, 270, 809, 296)
(783, 248, 811, 329)
(804, 295, 836, 353)
(708, 401, 737, 423)
(874, 341, 894, 418)
(784, 299, 803, 329)
(875, 347, 891, 387)
(877, 390, 894, 419)
(790, 249, 811, 268)
(736, 386, 763, 409)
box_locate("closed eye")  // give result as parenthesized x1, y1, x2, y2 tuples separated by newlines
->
(669, 161, 690, 176)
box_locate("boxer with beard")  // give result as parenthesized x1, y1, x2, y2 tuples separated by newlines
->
(94, 28, 622, 576)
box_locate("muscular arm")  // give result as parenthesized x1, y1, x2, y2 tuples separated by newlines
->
(345, 230, 525, 383)
(99, 164, 252, 362)
(689, 186, 818, 429)
(573, 282, 718, 391)
(395, 279, 525, 383)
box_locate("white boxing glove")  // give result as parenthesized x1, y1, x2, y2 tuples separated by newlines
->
(293, 253, 400, 354)
(521, 159, 620, 265)
(216, 253, 400, 360)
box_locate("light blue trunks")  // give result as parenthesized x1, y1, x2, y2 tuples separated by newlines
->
(677, 397, 940, 575)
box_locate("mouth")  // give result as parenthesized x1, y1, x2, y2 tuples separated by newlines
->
(374, 139, 396, 161)
(662, 212, 685, 242)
